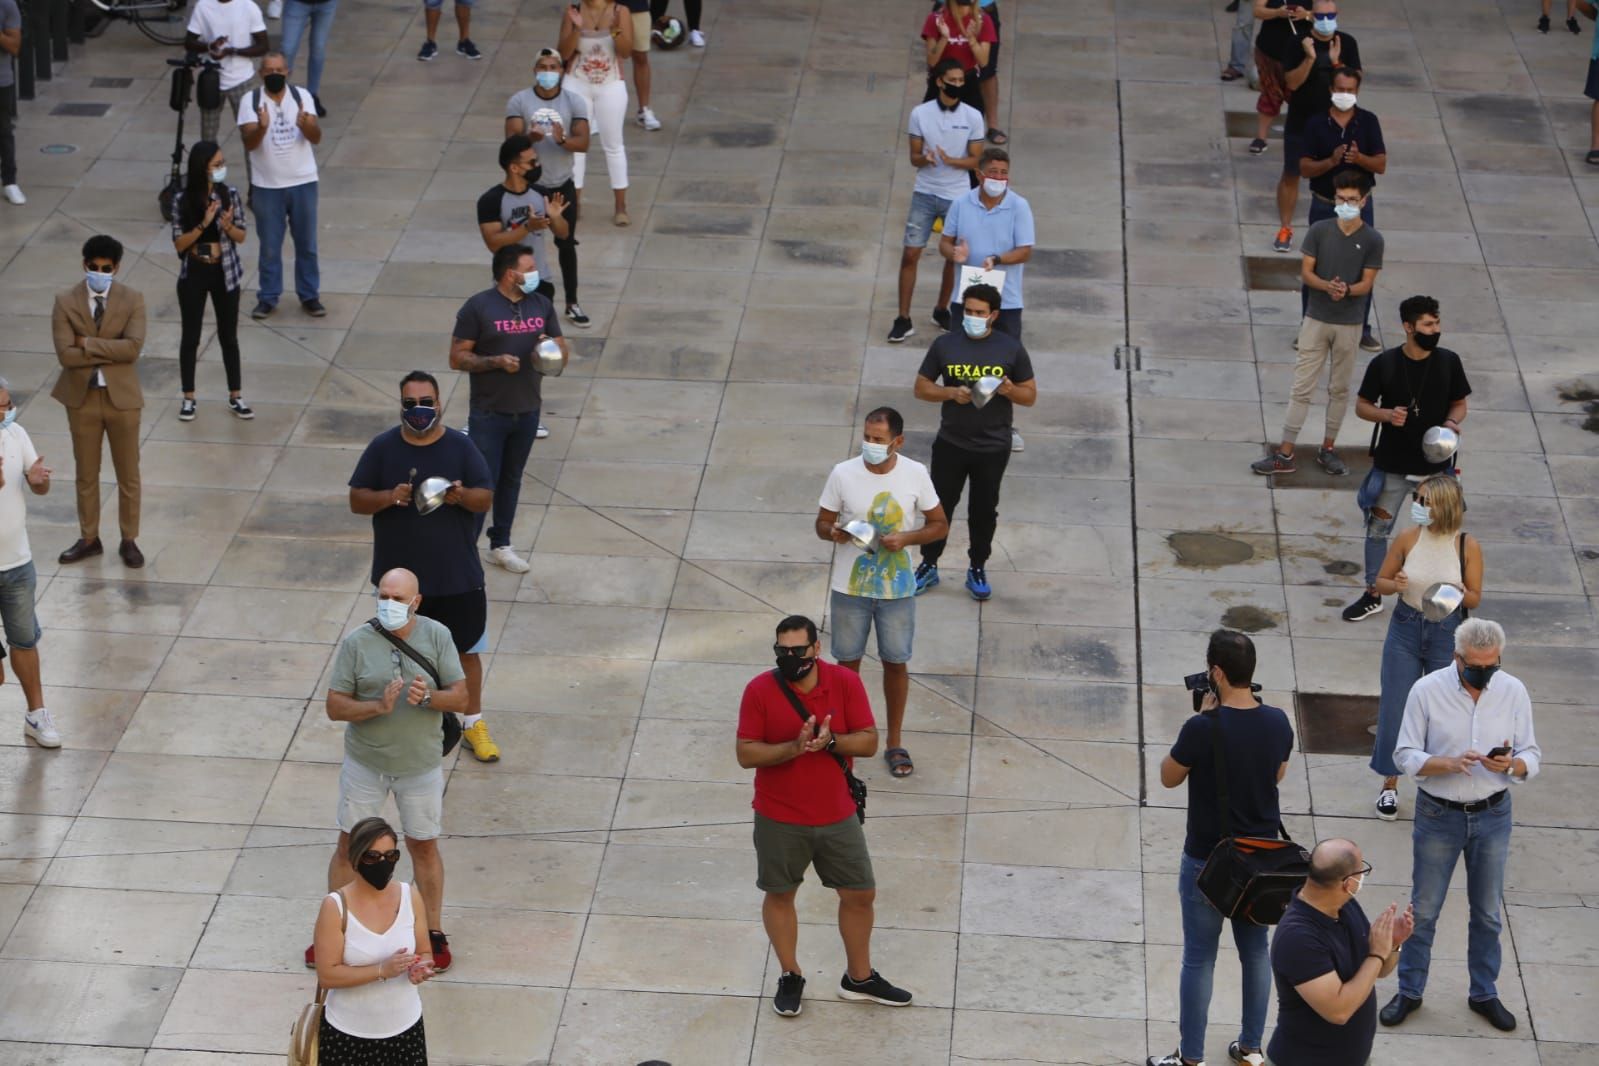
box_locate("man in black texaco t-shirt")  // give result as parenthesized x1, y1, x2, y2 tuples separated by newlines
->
(1341, 295, 1471, 623)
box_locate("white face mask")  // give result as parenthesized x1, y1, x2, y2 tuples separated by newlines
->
(1347, 872, 1365, 895)
(376, 596, 414, 631)
(981, 177, 1008, 198)
(1333, 201, 1361, 221)
(1330, 92, 1357, 112)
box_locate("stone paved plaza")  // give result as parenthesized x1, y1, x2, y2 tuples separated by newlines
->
(2, 0, 1599, 1061)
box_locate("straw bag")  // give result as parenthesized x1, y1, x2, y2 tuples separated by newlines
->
(290, 890, 346, 1066)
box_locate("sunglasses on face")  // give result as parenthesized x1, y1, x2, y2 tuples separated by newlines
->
(772, 644, 813, 659)
(401, 397, 438, 410)
(360, 848, 401, 865)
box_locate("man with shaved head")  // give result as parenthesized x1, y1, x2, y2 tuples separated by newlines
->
(1266, 838, 1413, 1065)
(309, 566, 468, 972)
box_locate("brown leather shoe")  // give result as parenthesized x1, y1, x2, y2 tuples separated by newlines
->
(119, 539, 145, 569)
(58, 538, 103, 564)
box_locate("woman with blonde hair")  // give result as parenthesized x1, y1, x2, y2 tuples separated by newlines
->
(1368, 474, 1482, 821)
(313, 816, 436, 1063)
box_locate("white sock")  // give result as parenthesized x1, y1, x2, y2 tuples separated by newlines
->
(460, 714, 482, 729)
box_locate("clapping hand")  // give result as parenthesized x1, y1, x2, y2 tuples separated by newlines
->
(1327, 276, 1348, 301)
(549, 118, 565, 142)
(297, 108, 317, 133)
(1329, 34, 1343, 65)
(203, 198, 222, 226)
(379, 678, 404, 715)
(378, 948, 418, 980)
(209, 34, 229, 58)
(407, 959, 436, 984)
(405, 674, 430, 706)
(565, 4, 582, 28)
(547, 191, 568, 218)
(803, 715, 834, 753)
(1392, 903, 1415, 949)
(25, 457, 50, 487)
(1369, 903, 1398, 957)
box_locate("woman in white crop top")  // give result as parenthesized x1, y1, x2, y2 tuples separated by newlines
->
(1367, 474, 1483, 823)
(313, 817, 437, 1064)
(558, 0, 634, 226)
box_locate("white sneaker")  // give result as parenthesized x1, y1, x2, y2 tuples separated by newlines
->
(689, 29, 705, 46)
(2, 184, 24, 206)
(489, 545, 531, 574)
(24, 708, 61, 748)
(637, 106, 662, 131)
(1147, 1052, 1203, 1066)
(1011, 430, 1025, 452)
(267, 0, 281, 15)
(536, 423, 550, 439)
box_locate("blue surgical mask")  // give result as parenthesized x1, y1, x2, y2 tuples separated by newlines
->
(376, 596, 413, 631)
(535, 71, 561, 90)
(861, 440, 890, 465)
(1410, 500, 1431, 526)
(1, 410, 15, 428)
(963, 314, 990, 337)
(1333, 201, 1360, 221)
(1314, 15, 1337, 33)
(85, 271, 113, 294)
(210, 166, 227, 184)
(519, 271, 540, 294)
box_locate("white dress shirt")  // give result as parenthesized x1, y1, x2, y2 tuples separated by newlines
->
(1394, 664, 1541, 803)
(84, 280, 106, 388)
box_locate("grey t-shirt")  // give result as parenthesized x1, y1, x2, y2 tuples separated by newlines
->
(505, 85, 589, 189)
(0, 0, 20, 88)
(452, 286, 564, 414)
(1302, 218, 1385, 326)
(332, 617, 465, 778)
(476, 184, 551, 280)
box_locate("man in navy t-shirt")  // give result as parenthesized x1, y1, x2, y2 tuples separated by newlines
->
(1149, 630, 1295, 1066)
(348, 371, 504, 762)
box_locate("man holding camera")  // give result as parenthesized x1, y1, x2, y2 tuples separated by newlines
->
(1384, 618, 1540, 1034)
(1150, 630, 1295, 1066)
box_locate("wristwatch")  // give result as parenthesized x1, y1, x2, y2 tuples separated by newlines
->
(420, 690, 432, 708)
(826, 735, 837, 752)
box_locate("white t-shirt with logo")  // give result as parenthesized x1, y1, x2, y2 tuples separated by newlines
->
(819, 453, 939, 601)
(187, 0, 266, 91)
(237, 85, 320, 189)
(0, 423, 41, 571)
(907, 98, 985, 200)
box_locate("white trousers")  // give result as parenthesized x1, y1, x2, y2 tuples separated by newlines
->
(569, 78, 629, 191)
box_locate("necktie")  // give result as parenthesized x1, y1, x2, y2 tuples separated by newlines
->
(92, 296, 104, 329)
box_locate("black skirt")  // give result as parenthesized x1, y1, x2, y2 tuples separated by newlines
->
(318, 1014, 427, 1066)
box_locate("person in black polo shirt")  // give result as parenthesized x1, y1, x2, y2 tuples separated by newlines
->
(1266, 0, 1360, 254)
(1299, 67, 1385, 351)
(1148, 630, 1294, 1066)
(1341, 295, 1470, 624)
(1267, 838, 1413, 1066)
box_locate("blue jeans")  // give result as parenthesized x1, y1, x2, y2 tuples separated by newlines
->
(828, 589, 915, 664)
(1300, 194, 1375, 334)
(0, 561, 42, 650)
(253, 181, 320, 307)
(1399, 790, 1512, 1002)
(278, 0, 338, 96)
(1178, 853, 1270, 1060)
(466, 408, 539, 549)
(1371, 602, 1459, 777)
(1362, 469, 1412, 588)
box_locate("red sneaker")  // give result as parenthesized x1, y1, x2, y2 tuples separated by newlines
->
(429, 930, 452, 972)
(304, 943, 316, 969)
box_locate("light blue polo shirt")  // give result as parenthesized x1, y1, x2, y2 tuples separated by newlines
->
(941, 186, 1036, 310)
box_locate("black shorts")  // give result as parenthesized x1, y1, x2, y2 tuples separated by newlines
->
(979, 1, 1000, 78)
(1587, 58, 1599, 101)
(1282, 130, 1306, 178)
(416, 587, 487, 654)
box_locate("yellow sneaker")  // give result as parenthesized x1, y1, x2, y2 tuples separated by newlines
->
(462, 720, 500, 762)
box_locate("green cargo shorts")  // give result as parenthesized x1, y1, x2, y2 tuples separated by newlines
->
(753, 812, 875, 894)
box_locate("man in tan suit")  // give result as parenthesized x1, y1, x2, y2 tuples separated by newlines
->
(51, 234, 146, 568)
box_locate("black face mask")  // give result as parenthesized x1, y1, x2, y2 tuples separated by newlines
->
(936, 83, 961, 109)
(525, 163, 543, 185)
(1413, 330, 1441, 352)
(401, 404, 438, 433)
(263, 72, 288, 94)
(1459, 662, 1499, 691)
(776, 654, 816, 683)
(357, 854, 398, 890)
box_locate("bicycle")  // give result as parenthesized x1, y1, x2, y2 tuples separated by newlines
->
(79, 0, 194, 46)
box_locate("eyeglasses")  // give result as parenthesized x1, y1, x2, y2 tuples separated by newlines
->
(1347, 861, 1373, 880)
(359, 848, 401, 865)
(401, 397, 438, 410)
(772, 644, 813, 659)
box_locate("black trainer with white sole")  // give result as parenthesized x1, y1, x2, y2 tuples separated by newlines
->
(838, 970, 912, 1006)
(1342, 591, 1383, 622)
(773, 971, 804, 1016)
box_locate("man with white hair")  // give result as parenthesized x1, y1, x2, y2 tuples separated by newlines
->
(1384, 618, 1539, 1033)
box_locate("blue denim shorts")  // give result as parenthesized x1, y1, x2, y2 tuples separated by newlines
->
(829, 589, 915, 664)
(0, 561, 42, 651)
(903, 190, 953, 249)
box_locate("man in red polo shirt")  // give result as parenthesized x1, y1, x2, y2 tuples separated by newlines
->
(736, 614, 913, 1019)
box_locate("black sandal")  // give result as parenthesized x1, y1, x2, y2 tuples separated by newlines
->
(985, 128, 1008, 146)
(884, 747, 914, 778)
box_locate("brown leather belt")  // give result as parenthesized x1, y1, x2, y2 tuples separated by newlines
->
(189, 243, 222, 265)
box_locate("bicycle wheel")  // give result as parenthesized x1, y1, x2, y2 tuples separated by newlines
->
(134, 0, 192, 46)
(75, 0, 112, 37)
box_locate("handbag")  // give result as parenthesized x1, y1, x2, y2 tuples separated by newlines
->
(771, 671, 867, 824)
(1195, 708, 1309, 926)
(366, 620, 463, 757)
(289, 890, 346, 1066)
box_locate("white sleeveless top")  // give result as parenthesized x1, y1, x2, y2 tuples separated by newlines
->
(323, 884, 424, 1040)
(1402, 530, 1463, 611)
(573, 8, 622, 86)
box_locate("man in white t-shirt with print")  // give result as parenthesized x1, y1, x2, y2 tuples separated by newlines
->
(814, 407, 948, 780)
(889, 57, 985, 345)
(239, 51, 323, 320)
(186, 0, 269, 188)
(0, 379, 59, 748)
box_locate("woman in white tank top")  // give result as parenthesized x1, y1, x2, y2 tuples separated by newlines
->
(312, 817, 437, 1064)
(1367, 475, 1483, 823)
(558, 0, 634, 226)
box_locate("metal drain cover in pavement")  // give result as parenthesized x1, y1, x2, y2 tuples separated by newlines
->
(1296, 693, 1379, 756)
(41, 144, 77, 154)
(51, 102, 112, 117)
(1267, 448, 1371, 490)
(90, 77, 134, 88)
(1244, 255, 1302, 292)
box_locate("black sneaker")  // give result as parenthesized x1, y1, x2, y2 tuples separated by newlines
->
(178, 398, 197, 422)
(1316, 447, 1348, 476)
(773, 971, 804, 1016)
(1376, 787, 1399, 821)
(228, 397, 255, 420)
(931, 306, 951, 331)
(565, 304, 591, 328)
(1250, 450, 1296, 475)
(250, 301, 274, 320)
(302, 298, 327, 317)
(418, 39, 438, 60)
(838, 969, 912, 1006)
(1568, 15, 1582, 33)
(457, 37, 482, 59)
(1342, 591, 1383, 623)
(1248, 137, 1268, 154)
(1148, 1049, 1201, 1066)
(1538, 13, 1551, 30)
(888, 316, 915, 343)
(1360, 331, 1381, 353)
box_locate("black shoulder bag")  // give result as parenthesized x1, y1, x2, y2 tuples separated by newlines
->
(770, 670, 867, 824)
(1195, 708, 1309, 926)
(366, 620, 463, 757)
